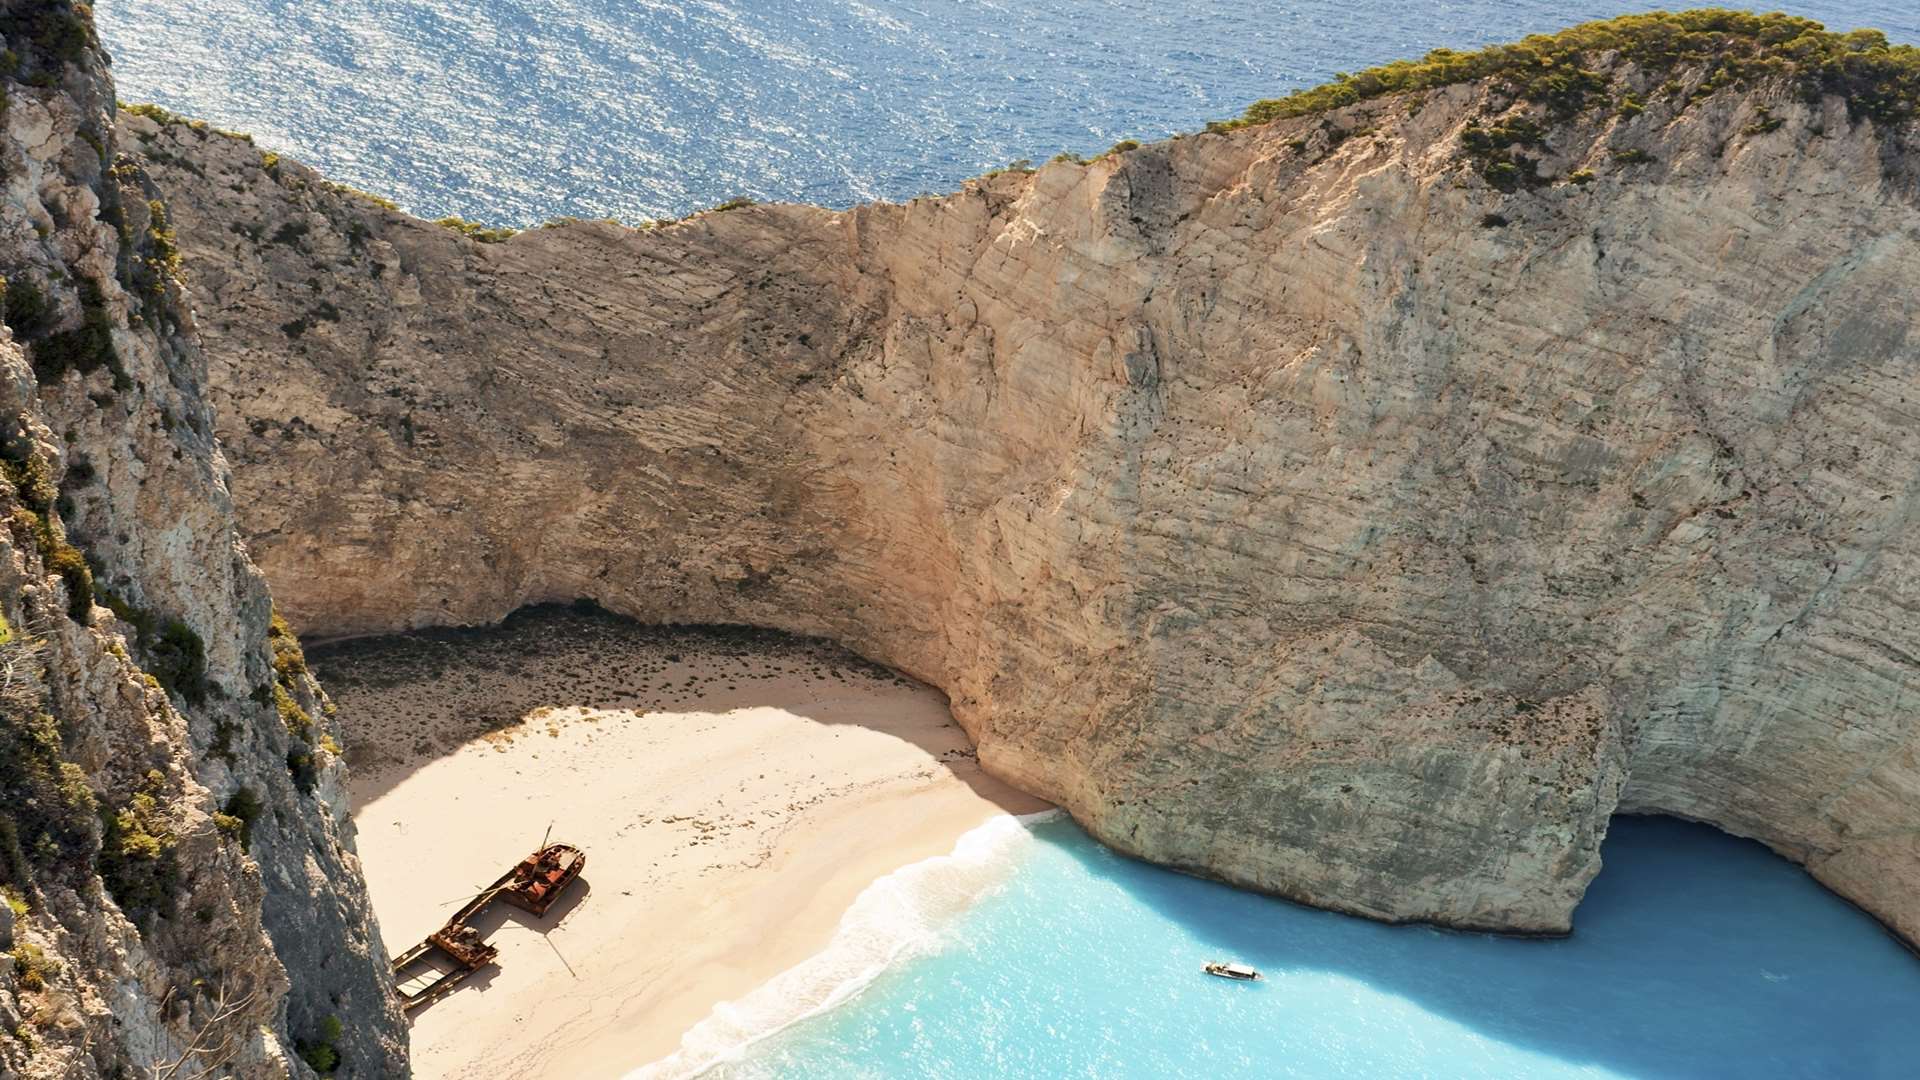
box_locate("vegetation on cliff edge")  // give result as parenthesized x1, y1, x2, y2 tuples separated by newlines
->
(3, 434, 95, 623)
(1213, 10, 1920, 132)
(433, 216, 517, 243)
(98, 589, 208, 705)
(97, 770, 180, 920)
(119, 101, 255, 143)
(0, 704, 98, 898)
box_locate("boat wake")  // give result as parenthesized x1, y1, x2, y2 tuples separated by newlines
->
(629, 810, 1059, 1079)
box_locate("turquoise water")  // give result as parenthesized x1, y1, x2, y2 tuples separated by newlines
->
(706, 816, 1918, 1079)
(95, 1, 1920, 226)
(90, 3, 1920, 1074)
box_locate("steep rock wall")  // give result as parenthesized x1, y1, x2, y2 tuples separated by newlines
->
(0, 4, 404, 1076)
(139, 64, 1920, 945)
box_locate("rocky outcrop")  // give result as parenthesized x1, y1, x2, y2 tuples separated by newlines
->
(0, 4, 403, 1076)
(137, 43, 1920, 947)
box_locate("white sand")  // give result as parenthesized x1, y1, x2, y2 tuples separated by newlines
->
(317, 613, 1046, 1079)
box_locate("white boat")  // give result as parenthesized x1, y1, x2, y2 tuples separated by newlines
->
(1202, 961, 1262, 981)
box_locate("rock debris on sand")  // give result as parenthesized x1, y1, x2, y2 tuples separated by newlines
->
(315, 605, 1046, 1079)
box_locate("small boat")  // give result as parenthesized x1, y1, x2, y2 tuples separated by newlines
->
(1203, 961, 1263, 981)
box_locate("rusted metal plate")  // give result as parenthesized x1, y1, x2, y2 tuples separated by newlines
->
(389, 843, 585, 1013)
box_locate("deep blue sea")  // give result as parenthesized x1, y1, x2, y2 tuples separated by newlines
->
(93, 3, 1920, 1076)
(97, 1, 1920, 226)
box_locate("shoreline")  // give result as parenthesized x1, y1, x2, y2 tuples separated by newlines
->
(317, 609, 1049, 1078)
(634, 808, 1063, 1078)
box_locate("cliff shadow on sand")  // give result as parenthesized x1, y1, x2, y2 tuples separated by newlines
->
(11, 5, 1920, 1076)
(135, 7, 1920, 962)
(308, 602, 1051, 1073)
(306, 602, 1039, 816)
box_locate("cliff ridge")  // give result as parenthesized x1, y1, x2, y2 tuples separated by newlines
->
(0, 3, 403, 1075)
(132, 13, 1920, 948)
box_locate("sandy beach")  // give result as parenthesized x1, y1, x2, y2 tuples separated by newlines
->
(311, 608, 1046, 1078)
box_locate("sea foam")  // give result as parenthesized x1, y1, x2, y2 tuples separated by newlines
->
(629, 809, 1060, 1079)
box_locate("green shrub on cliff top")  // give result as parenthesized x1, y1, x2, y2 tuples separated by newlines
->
(120, 102, 250, 142)
(433, 216, 517, 243)
(1213, 10, 1920, 131)
(120, 102, 187, 126)
(320, 180, 401, 212)
(21, 3, 94, 68)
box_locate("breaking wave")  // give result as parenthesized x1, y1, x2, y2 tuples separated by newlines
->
(627, 810, 1060, 1079)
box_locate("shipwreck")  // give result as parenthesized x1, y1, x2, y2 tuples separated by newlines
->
(390, 843, 587, 1012)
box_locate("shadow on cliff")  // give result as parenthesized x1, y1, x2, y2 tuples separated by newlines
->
(312, 602, 1046, 817)
(1049, 814, 1916, 1077)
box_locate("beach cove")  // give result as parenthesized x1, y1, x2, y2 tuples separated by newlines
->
(314, 607, 1045, 1078)
(321, 607, 1920, 1079)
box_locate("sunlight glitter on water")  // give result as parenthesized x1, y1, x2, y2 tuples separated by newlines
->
(96, 1, 1920, 226)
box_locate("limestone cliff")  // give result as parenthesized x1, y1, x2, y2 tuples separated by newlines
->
(139, 19, 1920, 948)
(0, 3, 403, 1076)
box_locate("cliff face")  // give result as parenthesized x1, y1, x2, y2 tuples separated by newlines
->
(0, 4, 403, 1077)
(136, 57, 1920, 945)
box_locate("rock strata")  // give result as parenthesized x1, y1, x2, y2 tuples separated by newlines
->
(0, 4, 402, 1076)
(138, 47, 1920, 947)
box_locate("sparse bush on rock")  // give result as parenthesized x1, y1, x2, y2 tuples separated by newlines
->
(1213, 11, 1920, 132)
